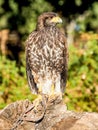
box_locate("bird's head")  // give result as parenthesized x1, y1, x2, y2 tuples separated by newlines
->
(37, 12, 62, 30)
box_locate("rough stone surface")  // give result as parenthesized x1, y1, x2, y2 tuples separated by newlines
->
(0, 97, 98, 130)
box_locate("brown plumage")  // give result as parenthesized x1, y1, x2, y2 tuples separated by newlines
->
(26, 12, 68, 97)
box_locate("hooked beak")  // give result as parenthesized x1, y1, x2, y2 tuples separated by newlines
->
(50, 16, 62, 24)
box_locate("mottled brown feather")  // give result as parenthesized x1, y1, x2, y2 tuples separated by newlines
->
(26, 12, 68, 94)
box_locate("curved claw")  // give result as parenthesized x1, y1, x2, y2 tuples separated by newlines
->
(21, 95, 46, 123)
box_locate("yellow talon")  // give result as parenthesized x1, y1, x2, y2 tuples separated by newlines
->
(36, 94, 42, 104)
(33, 94, 42, 112)
(37, 94, 42, 100)
(48, 84, 55, 102)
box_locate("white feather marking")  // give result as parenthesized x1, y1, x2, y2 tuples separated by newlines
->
(55, 75, 61, 93)
(42, 79, 52, 94)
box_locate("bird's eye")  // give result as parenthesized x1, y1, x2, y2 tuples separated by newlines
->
(50, 16, 53, 19)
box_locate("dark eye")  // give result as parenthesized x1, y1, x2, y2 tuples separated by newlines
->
(50, 16, 53, 19)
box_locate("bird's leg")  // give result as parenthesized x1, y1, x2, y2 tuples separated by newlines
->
(38, 86, 42, 94)
(48, 80, 63, 103)
(33, 85, 46, 114)
(48, 84, 55, 102)
(33, 83, 44, 110)
(33, 94, 42, 113)
(51, 84, 55, 95)
(31, 83, 42, 113)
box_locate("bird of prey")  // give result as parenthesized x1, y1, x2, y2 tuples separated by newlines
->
(26, 12, 68, 102)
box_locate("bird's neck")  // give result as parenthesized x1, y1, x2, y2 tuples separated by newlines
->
(36, 22, 44, 31)
(36, 17, 45, 30)
(37, 25, 57, 31)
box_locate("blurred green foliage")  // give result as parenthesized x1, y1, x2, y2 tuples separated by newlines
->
(0, 0, 53, 35)
(75, 1, 98, 32)
(65, 39, 98, 112)
(0, 55, 36, 108)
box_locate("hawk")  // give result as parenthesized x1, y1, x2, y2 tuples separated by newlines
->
(26, 12, 68, 102)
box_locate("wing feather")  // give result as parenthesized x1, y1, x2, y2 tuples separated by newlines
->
(26, 56, 38, 94)
(26, 32, 38, 94)
(60, 33, 68, 93)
